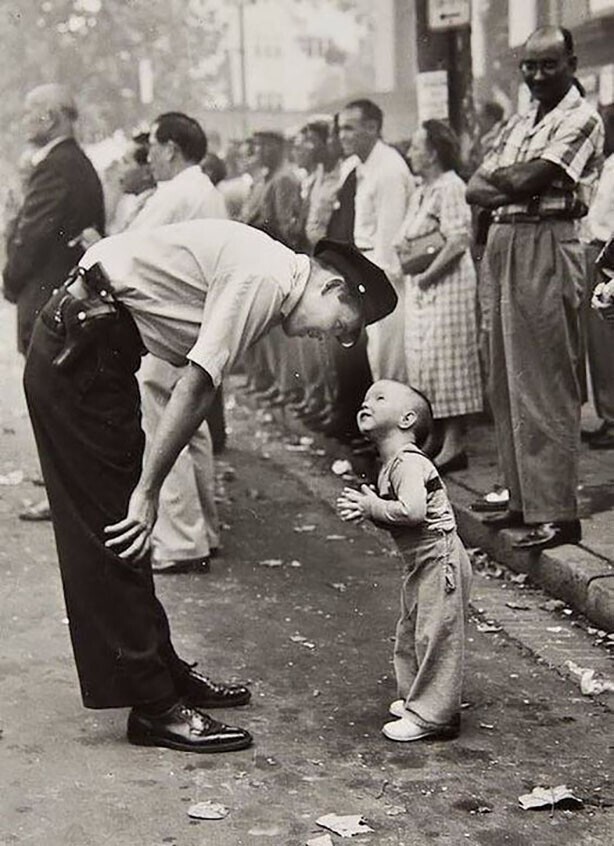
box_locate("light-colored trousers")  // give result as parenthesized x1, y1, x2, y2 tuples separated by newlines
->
(393, 530, 472, 728)
(139, 355, 219, 562)
(366, 272, 407, 382)
(483, 220, 583, 523)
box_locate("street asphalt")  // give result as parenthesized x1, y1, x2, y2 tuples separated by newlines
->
(0, 301, 613, 846)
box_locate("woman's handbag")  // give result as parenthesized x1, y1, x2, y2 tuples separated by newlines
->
(395, 227, 446, 276)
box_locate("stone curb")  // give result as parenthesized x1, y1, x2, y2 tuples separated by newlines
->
(446, 479, 614, 632)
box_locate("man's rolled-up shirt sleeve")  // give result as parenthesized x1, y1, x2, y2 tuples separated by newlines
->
(186, 271, 284, 387)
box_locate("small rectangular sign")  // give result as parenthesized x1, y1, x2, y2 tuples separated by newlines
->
(428, 0, 471, 30)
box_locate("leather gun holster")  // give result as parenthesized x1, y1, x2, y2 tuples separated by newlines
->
(52, 264, 119, 371)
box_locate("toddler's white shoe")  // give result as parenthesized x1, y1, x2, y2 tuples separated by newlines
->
(382, 714, 461, 742)
(382, 715, 433, 742)
(389, 699, 407, 718)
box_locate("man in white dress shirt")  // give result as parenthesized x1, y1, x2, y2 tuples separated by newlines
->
(131, 112, 227, 574)
(338, 99, 414, 381)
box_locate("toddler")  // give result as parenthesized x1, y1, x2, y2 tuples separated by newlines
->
(337, 380, 472, 741)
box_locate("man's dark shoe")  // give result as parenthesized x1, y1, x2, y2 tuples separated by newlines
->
(181, 667, 251, 708)
(152, 557, 210, 575)
(483, 509, 525, 529)
(127, 702, 252, 753)
(512, 520, 582, 551)
(588, 430, 614, 450)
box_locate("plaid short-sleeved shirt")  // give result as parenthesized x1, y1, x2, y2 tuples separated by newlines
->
(482, 85, 604, 217)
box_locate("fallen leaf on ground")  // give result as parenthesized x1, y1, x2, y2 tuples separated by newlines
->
(248, 825, 283, 836)
(385, 805, 407, 816)
(328, 582, 347, 593)
(566, 661, 614, 695)
(331, 459, 353, 476)
(518, 785, 583, 811)
(187, 801, 229, 820)
(258, 559, 283, 568)
(509, 572, 529, 585)
(476, 622, 502, 633)
(0, 470, 24, 486)
(540, 599, 566, 612)
(316, 813, 374, 837)
(307, 835, 334, 846)
(294, 524, 316, 533)
(505, 601, 531, 610)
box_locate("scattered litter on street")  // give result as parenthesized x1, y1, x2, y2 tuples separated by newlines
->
(316, 813, 374, 837)
(540, 599, 566, 613)
(385, 805, 406, 816)
(566, 661, 614, 695)
(306, 835, 334, 846)
(505, 601, 531, 611)
(326, 534, 347, 541)
(518, 785, 583, 811)
(187, 801, 230, 820)
(294, 524, 316, 532)
(328, 582, 347, 593)
(258, 559, 284, 568)
(289, 559, 302, 567)
(476, 622, 502, 633)
(331, 459, 353, 476)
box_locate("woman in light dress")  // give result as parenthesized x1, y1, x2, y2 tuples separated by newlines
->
(394, 120, 482, 471)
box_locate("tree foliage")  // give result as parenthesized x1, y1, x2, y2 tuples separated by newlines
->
(1, 0, 228, 154)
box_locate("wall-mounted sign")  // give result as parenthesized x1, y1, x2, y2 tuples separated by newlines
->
(417, 70, 449, 122)
(428, 0, 471, 31)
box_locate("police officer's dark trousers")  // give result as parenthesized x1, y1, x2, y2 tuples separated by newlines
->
(24, 291, 187, 709)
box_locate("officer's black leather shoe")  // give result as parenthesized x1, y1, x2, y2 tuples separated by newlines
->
(181, 667, 251, 709)
(512, 520, 581, 551)
(127, 702, 252, 753)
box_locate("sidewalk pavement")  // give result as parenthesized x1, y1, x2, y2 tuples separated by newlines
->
(261, 397, 614, 634)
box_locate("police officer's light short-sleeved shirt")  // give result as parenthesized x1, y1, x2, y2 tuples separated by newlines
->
(80, 219, 311, 387)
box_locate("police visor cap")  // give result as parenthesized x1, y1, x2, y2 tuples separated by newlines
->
(313, 238, 398, 347)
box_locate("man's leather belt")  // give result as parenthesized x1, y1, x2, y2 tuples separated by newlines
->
(492, 212, 582, 224)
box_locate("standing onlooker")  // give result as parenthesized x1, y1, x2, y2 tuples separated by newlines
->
(583, 116, 614, 449)
(291, 120, 338, 424)
(132, 112, 227, 575)
(107, 132, 156, 235)
(467, 26, 604, 550)
(218, 139, 256, 220)
(241, 131, 304, 406)
(395, 121, 482, 471)
(324, 114, 372, 444)
(3, 83, 105, 522)
(3, 84, 105, 354)
(338, 99, 413, 382)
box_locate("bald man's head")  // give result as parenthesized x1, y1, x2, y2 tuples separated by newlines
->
(520, 26, 577, 109)
(23, 84, 78, 146)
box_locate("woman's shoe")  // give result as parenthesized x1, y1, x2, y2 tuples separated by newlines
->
(435, 452, 468, 475)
